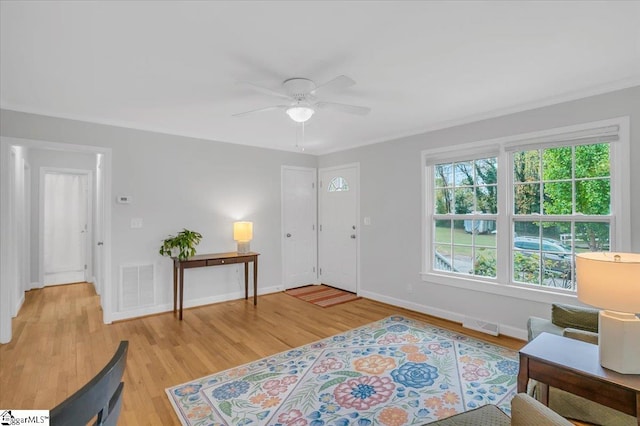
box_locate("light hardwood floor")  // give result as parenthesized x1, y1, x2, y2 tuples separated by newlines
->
(0, 283, 525, 425)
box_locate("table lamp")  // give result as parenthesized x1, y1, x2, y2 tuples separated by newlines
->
(233, 221, 253, 254)
(576, 252, 640, 374)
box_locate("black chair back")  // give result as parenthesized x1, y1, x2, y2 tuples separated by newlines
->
(50, 341, 128, 426)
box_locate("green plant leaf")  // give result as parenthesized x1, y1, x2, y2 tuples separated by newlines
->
(332, 371, 362, 377)
(484, 374, 511, 384)
(219, 400, 232, 416)
(319, 376, 347, 392)
(159, 228, 202, 260)
(243, 372, 281, 382)
(256, 411, 270, 420)
(373, 329, 387, 339)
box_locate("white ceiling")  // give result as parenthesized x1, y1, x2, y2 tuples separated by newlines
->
(1, 1, 639, 155)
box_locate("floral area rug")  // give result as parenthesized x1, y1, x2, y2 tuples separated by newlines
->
(166, 316, 519, 425)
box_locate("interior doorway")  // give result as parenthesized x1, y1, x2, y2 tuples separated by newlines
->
(41, 169, 92, 286)
(0, 136, 112, 344)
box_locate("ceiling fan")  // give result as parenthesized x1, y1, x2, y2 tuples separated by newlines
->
(233, 75, 371, 123)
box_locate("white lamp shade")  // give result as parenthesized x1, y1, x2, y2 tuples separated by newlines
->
(233, 221, 253, 242)
(576, 252, 640, 313)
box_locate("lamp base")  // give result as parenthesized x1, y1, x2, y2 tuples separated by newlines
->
(237, 241, 250, 254)
(599, 310, 640, 374)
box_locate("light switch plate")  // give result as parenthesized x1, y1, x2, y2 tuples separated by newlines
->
(131, 218, 143, 228)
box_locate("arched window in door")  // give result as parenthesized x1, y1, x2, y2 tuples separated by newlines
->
(327, 176, 349, 192)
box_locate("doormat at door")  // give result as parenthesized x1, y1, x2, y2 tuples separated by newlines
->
(285, 284, 361, 307)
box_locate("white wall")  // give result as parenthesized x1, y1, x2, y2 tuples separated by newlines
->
(2, 86, 638, 338)
(0, 110, 317, 322)
(318, 86, 640, 339)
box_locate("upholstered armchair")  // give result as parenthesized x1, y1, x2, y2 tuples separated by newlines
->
(425, 393, 572, 425)
(527, 303, 599, 344)
(527, 304, 635, 425)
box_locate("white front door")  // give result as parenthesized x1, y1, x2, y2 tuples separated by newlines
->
(42, 171, 90, 286)
(319, 164, 358, 293)
(282, 166, 317, 289)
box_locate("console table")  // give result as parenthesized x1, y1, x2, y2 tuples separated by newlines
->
(518, 332, 640, 425)
(173, 252, 259, 320)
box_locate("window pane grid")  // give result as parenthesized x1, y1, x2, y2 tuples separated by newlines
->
(513, 143, 611, 217)
(511, 218, 611, 290)
(431, 157, 498, 278)
(426, 127, 619, 296)
(434, 158, 497, 215)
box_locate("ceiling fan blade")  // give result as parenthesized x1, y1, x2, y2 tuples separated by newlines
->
(237, 81, 292, 100)
(310, 75, 356, 96)
(315, 101, 371, 115)
(232, 105, 288, 117)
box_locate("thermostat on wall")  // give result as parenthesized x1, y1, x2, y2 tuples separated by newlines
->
(117, 195, 132, 204)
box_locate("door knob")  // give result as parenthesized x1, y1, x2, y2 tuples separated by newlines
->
(286, 233, 292, 238)
(350, 234, 356, 239)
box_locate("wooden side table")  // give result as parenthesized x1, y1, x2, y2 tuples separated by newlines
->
(518, 332, 640, 425)
(173, 252, 259, 320)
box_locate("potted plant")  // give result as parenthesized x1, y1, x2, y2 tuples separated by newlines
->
(159, 229, 203, 261)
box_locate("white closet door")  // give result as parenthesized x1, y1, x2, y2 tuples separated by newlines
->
(43, 172, 88, 286)
(282, 166, 318, 289)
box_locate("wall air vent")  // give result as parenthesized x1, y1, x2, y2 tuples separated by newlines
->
(462, 316, 499, 336)
(120, 263, 155, 311)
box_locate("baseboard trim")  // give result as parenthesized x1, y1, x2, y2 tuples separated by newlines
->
(359, 289, 528, 341)
(110, 284, 283, 322)
(14, 293, 25, 318)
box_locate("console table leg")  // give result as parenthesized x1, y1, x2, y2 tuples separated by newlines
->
(253, 257, 258, 306)
(173, 264, 177, 315)
(244, 262, 249, 300)
(179, 266, 184, 320)
(517, 353, 529, 393)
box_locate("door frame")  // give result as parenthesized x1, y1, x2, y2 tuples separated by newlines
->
(318, 162, 361, 294)
(39, 167, 93, 287)
(0, 136, 113, 344)
(23, 161, 32, 292)
(281, 165, 318, 289)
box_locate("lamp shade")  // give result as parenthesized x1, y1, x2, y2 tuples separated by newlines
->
(576, 252, 640, 313)
(233, 221, 253, 242)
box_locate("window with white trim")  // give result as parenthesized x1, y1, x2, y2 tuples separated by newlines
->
(424, 119, 629, 295)
(432, 157, 498, 278)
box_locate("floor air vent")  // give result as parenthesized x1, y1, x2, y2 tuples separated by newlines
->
(120, 263, 155, 310)
(463, 316, 499, 336)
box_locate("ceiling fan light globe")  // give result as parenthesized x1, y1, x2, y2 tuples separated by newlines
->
(286, 106, 315, 123)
